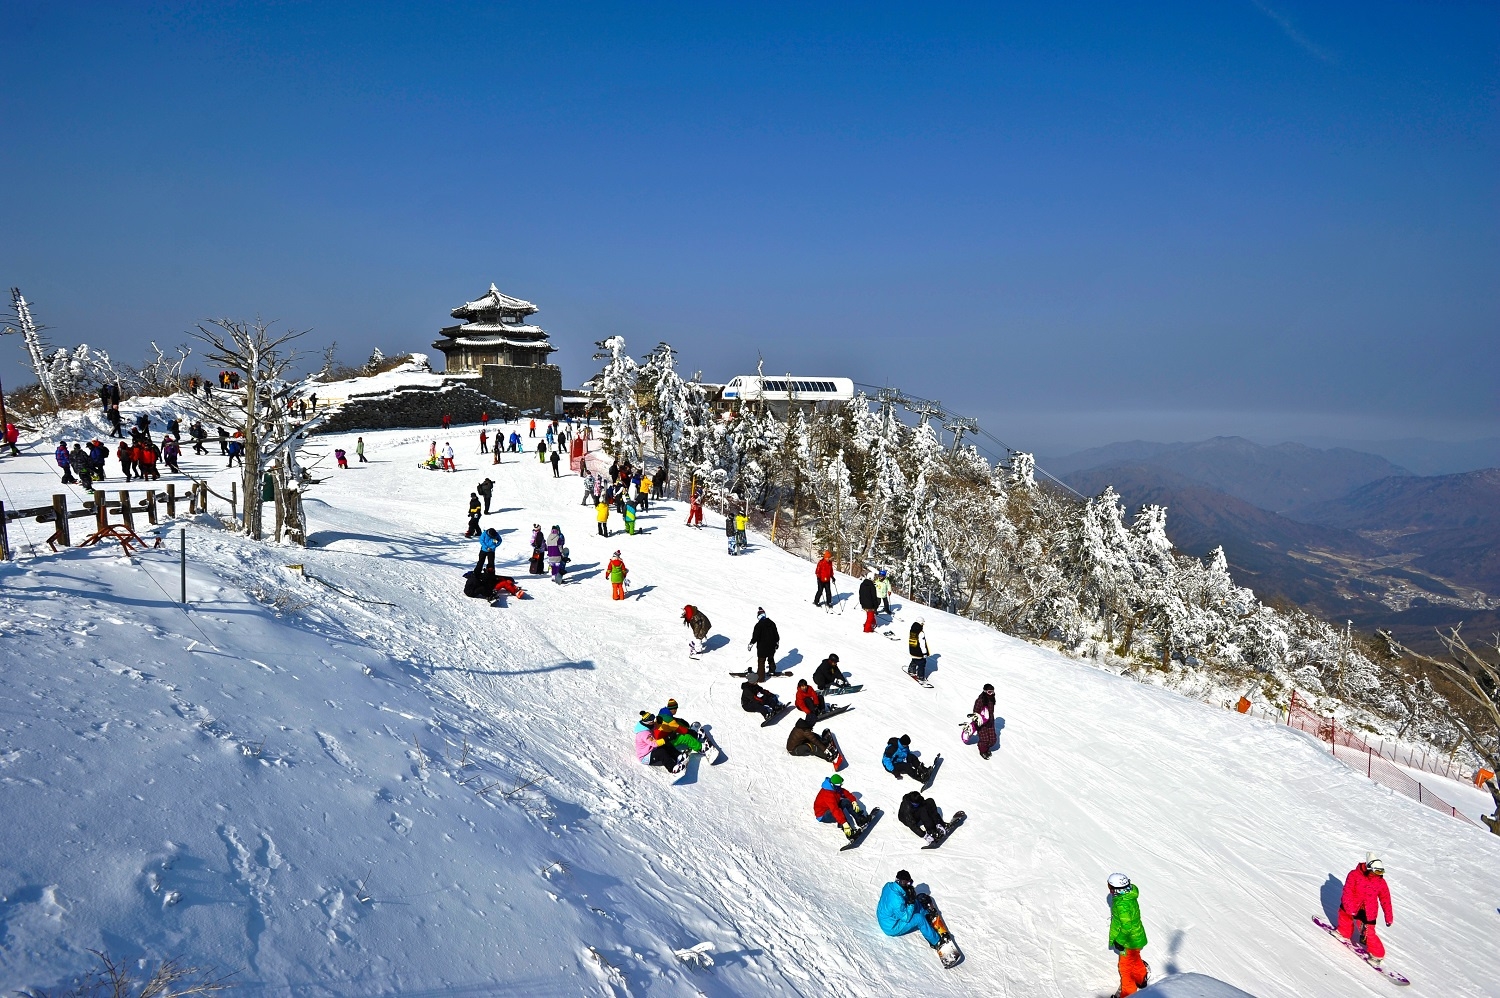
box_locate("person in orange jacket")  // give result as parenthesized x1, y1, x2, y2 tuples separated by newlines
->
(795, 678, 827, 721)
(814, 550, 835, 607)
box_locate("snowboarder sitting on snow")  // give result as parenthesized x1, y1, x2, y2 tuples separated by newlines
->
(740, 680, 783, 718)
(633, 712, 687, 768)
(795, 679, 828, 720)
(812, 654, 850, 693)
(812, 774, 868, 841)
(876, 870, 943, 949)
(898, 790, 953, 846)
(1338, 854, 1393, 967)
(1107, 873, 1150, 997)
(786, 717, 837, 762)
(882, 735, 931, 783)
(682, 605, 712, 657)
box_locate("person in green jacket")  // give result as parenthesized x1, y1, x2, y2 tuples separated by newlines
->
(1106, 873, 1150, 997)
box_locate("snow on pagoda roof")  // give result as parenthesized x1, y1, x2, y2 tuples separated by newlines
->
(447, 322, 547, 336)
(449, 335, 556, 350)
(452, 283, 539, 319)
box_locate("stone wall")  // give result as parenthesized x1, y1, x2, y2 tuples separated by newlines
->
(475, 364, 563, 414)
(315, 383, 519, 434)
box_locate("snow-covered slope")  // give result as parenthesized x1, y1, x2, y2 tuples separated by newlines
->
(1, 420, 1497, 997)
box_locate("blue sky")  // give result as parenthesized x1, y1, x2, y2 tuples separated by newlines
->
(1, 1, 1495, 454)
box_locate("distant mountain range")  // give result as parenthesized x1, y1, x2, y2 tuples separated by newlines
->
(1048, 437, 1500, 652)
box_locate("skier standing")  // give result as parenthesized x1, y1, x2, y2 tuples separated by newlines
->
(747, 608, 780, 681)
(858, 572, 879, 632)
(812, 774, 868, 841)
(606, 550, 628, 600)
(623, 499, 637, 535)
(682, 605, 712, 657)
(546, 526, 566, 584)
(908, 622, 930, 680)
(877, 870, 944, 949)
(441, 442, 456, 472)
(1106, 873, 1150, 997)
(687, 493, 703, 527)
(973, 684, 998, 759)
(874, 569, 892, 615)
(479, 429, 488, 454)
(476, 527, 500, 575)
(1338, 854, 1393, 966)
(813, 550, 835, 606)
(882, 735, 931, 783)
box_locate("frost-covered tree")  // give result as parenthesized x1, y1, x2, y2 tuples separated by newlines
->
(638, 342, 689, 481)
(592, 336, 643, 463)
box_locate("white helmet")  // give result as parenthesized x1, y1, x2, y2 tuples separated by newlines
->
(1107, 873, 1131, 891)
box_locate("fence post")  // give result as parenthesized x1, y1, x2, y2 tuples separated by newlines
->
(52, 494, 70, 547)
(0, 502, 9, 560)
(94, 490, 107, 533)
(166, 483, 176, 518)
(231, 481, 237, 520)
(119, 490, 134, 532)
(145, 489, 158, 525)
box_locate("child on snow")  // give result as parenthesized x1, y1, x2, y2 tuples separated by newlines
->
(1107, 873, 1150, 997)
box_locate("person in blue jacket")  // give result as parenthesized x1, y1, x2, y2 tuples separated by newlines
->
(476, 527, 501, 574)
(877, 870, 941, 947)
(882, 735, 931, 783)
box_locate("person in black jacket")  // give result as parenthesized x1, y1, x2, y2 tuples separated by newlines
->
(812, 654, 850, 694)
(859, 572, 879, 633)
(740, 680, 782, 719)
(746, 608, 780, 681)
(898, 790, 953, 845)
(477, 477, 495, 514)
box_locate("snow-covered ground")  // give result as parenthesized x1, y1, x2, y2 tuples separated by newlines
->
(2, 414, 1498, 997)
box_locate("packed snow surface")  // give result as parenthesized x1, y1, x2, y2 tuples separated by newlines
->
(2, 414, 1498, 997)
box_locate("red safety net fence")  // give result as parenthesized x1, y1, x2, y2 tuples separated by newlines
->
(1287, 692, 1477, 826)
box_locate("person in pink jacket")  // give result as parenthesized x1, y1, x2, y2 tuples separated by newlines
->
(1338, 853, 1394, 963)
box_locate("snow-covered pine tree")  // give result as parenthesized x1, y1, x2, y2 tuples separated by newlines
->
(592, 336, 644, 464)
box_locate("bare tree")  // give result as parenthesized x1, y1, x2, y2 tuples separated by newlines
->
(1383, 626, 1500, 834)
(186, 318, 322, 543)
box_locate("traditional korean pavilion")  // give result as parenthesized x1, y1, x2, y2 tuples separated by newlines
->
(432, 283, 556, 373)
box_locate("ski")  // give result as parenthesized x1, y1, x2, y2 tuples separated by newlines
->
(1312, 917, 1409, 986)
(922, 810, 966, 849)
(822, 684, 863, 697)
(922, 755, 942, 791)
(839, 807, 882, 851)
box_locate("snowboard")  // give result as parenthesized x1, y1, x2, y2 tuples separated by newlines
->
(822, 684, 864, 697)
(839, 808, 882, 851)
(906, 672, 934, 689)
(760, 703, 795, 727)
(919, 897, 964, 968)
(922, 810, 966, 849)
(921, 754, 942, 791)
(1312, 917, 1408, 986)
(813, 704, 854, 723)
(728, 670, 793, 680)
(826, 730, 846, 771)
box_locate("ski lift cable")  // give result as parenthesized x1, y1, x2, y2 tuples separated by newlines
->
(852, 381, 1087, 499)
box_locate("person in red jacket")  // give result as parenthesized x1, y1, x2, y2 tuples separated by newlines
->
(813, 774, 867, 839)
(1339, 854, 1394, 964)
(814, 550, 835, 607)
(795, 678, 826, 721)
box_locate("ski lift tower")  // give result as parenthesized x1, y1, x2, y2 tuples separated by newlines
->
(944, 416, 979, 452)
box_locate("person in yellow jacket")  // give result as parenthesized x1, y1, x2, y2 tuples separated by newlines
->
(734, 511, 748, 554)
(596, 500, 611, 537)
